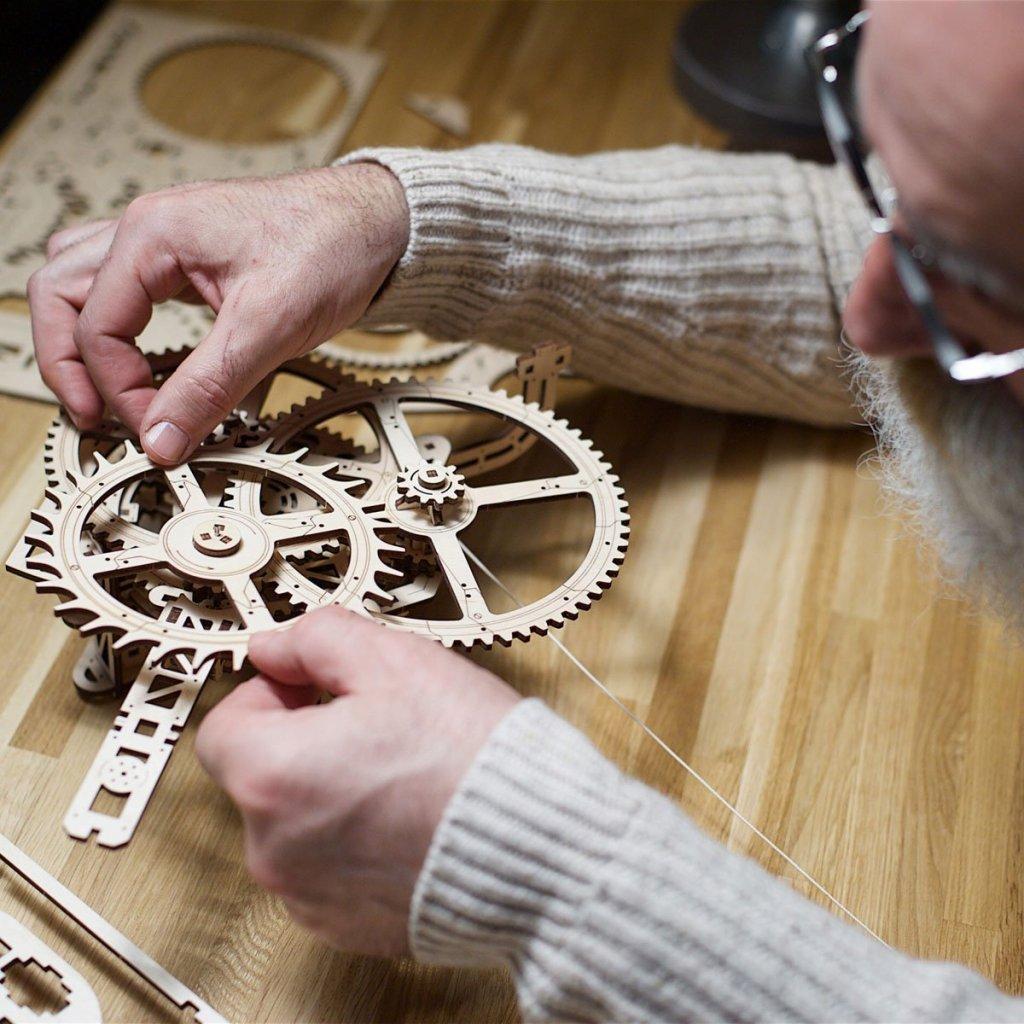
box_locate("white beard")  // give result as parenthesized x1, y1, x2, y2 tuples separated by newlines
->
(852, 352, 1024, 631)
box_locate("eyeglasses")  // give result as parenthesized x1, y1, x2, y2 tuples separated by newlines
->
(810, 10, 1024, 383)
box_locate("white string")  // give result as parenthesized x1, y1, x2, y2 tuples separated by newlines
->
(461, 542, 890, 948)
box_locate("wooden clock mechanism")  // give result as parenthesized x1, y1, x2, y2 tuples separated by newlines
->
(6, 342, 630, 848)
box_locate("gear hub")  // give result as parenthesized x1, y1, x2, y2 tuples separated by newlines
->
(396, 462, 466, 521)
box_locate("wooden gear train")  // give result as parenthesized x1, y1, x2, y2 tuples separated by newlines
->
(7, 343, 629, 847)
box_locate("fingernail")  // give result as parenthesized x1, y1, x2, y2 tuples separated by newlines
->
(143, 421, 190, 463)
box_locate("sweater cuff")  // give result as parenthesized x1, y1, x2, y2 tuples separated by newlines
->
(409, 699, 640, 974)
(334, 147, 513, 337)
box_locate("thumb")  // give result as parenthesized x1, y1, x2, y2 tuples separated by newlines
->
(217, 674, 321, 716)
(139, 291, 293, 464)
(195, 674, 318, 784)
(248, 607, 411, 697)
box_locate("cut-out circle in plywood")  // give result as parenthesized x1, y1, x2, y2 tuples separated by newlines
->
(140, 41, 349, 145)
(0, 4, 383, 301)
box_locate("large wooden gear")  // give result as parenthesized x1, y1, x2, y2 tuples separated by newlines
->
(268, 376, 629, 646)
(7, 343, 629, 845)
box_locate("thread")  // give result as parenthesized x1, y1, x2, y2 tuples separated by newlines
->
(461, 542, 889, 948)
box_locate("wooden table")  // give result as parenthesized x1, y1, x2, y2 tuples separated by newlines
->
(2, 2, 1023, 1020)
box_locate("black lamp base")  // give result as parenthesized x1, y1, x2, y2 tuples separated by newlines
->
(672, 0, 858, 159)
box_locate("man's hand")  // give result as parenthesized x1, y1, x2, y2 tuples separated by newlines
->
(194, 608, 520, 956)
(28, 163, 409, 463)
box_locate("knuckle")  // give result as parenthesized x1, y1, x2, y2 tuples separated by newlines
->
(283, 899, 325, 932)
(229, 757, 290, 817)
(71, 313, 96, 353)
(121, 191, 177, 241)
(192, 715, 223, 772)
(37, 360, 60, 394)
(26, 266, 54, 302)
(45, 233, 66, 260)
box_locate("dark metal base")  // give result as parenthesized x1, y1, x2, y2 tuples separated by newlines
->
(672, 0, 858, 159)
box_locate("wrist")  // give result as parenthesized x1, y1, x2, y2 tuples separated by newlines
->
(327, 160, 410, 275)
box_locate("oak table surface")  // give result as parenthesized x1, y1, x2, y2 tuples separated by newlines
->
(1, 2, 1022, 1022)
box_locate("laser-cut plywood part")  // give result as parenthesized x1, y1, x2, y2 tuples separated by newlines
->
(13, 373, 626, 658)
(0, 913, 102, 1023)
(268, 374, 628, 648)
(0, 4, 382, 303)
(0, 3, 509, 398)
(65, 652, 214, 848)
(7, 342, 627, 842)
(13, 439, 400, 671)
(0, 835, 226, 1022)
(405, 93, 471, 138)
(320, 330, 472, 370)
(0, 3, 422, 401)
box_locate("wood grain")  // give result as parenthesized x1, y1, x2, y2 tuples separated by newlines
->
(1, 2, 1023, 1021)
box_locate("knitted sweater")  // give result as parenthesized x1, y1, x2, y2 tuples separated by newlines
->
(340, 145, 1023, 1021)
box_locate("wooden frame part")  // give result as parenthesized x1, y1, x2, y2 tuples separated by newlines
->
(0, 835, 225, 1022)
(0, 913, 102, 1023)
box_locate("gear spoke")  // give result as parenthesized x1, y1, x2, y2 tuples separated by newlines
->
(220, 573, 276, 630)
(164, 464, 209, 514)
(374, 397, 423, 474)
(431, 532, 489, 620)
(79, 542, 166, 577)
(261, 508, 350, 547)
(473, 474, 590, 508)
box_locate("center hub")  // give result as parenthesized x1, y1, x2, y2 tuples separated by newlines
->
(192, 517, 242, 557)
(160, 509, 274, 581)
(415, 466, 447, 490)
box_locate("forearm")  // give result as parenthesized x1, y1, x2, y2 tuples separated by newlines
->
(412, 700, 1022, 1022)
(336, 144, 870, 426)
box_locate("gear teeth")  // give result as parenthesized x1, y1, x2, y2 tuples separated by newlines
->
(53, 598, 89, 617)
(12, 351, 629, 662)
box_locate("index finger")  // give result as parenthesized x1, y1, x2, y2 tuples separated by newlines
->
(195, 674, 318, 786)
(29, 223, 118, 427)
(73, 198, 192, 432)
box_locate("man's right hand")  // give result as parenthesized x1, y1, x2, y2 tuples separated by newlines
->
(28, 162, 410, 464)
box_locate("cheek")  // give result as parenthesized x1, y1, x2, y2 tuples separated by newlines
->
(843, 237, 932, 357)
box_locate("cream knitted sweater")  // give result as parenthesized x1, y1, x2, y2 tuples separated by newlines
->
(341, 145, 1023, 1021)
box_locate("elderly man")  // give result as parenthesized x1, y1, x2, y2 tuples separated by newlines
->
(24, 1, 1024, 1020)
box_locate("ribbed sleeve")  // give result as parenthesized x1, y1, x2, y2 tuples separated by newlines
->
(412, 699, 1024, 1023)
(336, 144, 871, 426)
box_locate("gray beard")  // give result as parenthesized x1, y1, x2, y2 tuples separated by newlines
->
(852, 352, 1024, 631)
